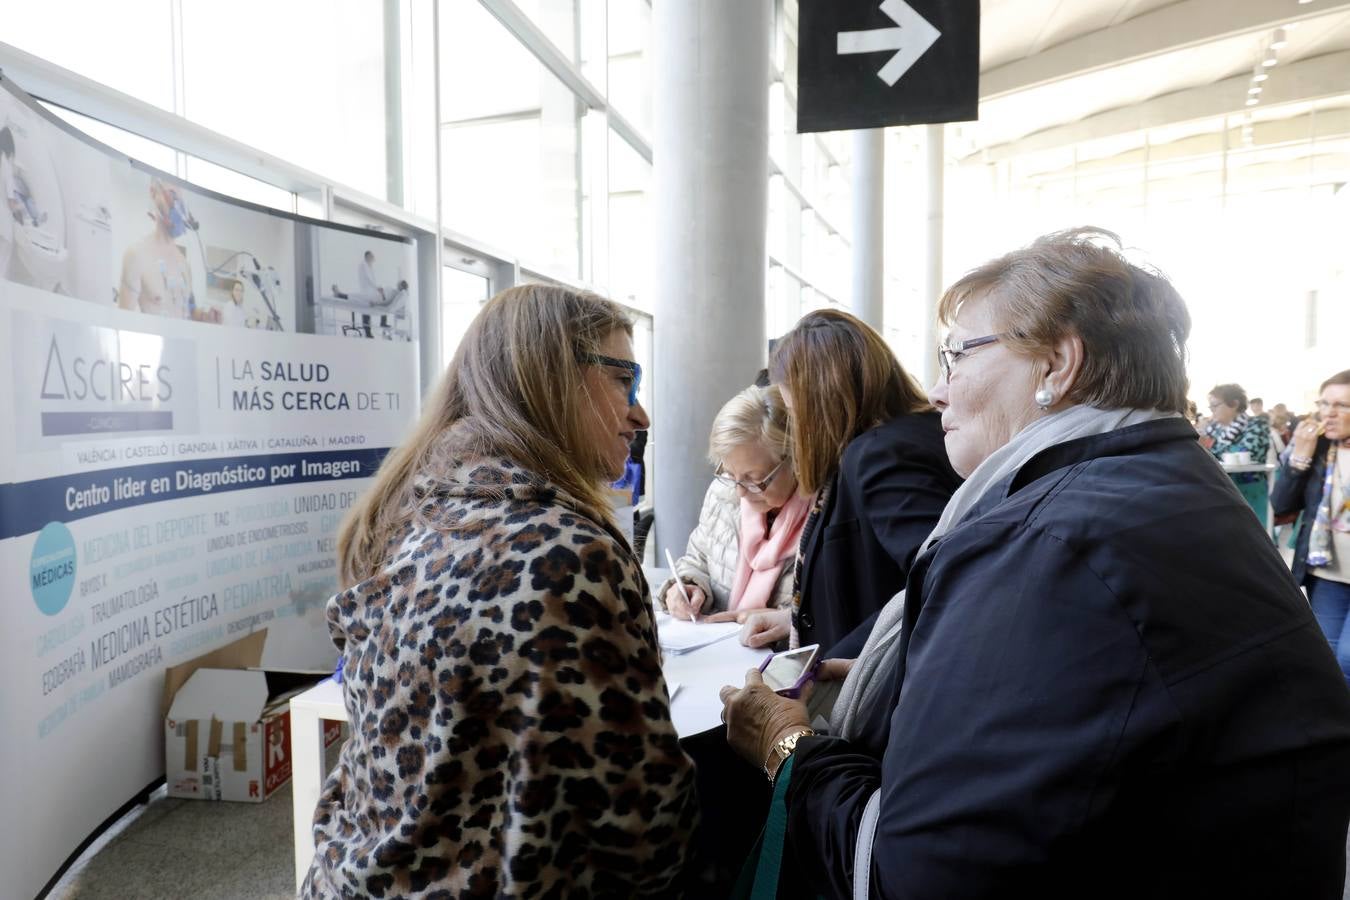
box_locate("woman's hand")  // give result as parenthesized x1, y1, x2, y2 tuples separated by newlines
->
(815, 657, 856, 683)
(1293, 418, 1323, 459)
(663, 582, 707, 620)
(739, 608, 791, 649)
(720, 668, 812, 768)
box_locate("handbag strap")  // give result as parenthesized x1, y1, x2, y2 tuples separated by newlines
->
(730, 754, 797, 899)
(852, 788, 882, 900)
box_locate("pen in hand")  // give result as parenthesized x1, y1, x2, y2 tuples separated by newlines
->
(663, 548, 701, 623)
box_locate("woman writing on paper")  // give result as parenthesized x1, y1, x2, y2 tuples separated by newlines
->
(657, 384, 809, 621)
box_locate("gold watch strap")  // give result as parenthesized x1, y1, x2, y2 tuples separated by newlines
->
(764, 728, 816, 784)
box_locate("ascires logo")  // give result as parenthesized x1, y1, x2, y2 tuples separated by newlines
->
(40, 335, 173, 404)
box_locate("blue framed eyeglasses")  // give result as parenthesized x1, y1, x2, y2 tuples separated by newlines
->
(583, 353, 642, 406)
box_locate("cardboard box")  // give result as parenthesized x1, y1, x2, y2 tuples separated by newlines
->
(162, 630, 340, 802)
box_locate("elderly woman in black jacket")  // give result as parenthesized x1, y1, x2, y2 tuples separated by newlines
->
(720, 229, 1350, 899)
(1273, 369, 1350, 684)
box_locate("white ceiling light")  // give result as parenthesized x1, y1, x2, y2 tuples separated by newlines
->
(1270, 28, 1288, 49)
(1245, 96, 1260, 106)
(1262, 45, 1279, 66)
(1248, 83, 1263, 95)
(1253, 65, 1269, 82)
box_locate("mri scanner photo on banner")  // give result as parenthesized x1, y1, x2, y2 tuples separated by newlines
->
(1, 119, 114, 298)
(0, 84, 114, 303)
(1, 118, 67, 290)
(0, 114, 115, 295)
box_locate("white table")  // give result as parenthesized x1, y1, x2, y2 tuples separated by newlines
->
(289, 629, 764, 887)
(663, 637, 767, 738)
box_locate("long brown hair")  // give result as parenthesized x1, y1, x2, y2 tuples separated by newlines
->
(770, 309, 930, 494)
(338, 284, 633, 585)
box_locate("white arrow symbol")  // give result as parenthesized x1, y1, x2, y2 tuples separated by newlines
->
(837, 0, 941, 87)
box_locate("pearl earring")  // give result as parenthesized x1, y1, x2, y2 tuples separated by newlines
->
(1035, 387, 1054, 409)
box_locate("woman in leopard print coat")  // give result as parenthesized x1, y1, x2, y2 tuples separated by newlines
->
(302, 285, 697, 899)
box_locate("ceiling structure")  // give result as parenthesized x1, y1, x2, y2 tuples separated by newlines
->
(953, 0, 1350, 198)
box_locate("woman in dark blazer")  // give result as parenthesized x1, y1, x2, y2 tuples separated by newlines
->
(1273, 368, 1350, 683)
(730, 309, 961, 656)
(721, 230, 1350, 898)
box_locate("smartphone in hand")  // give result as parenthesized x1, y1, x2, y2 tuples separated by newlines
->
(759, 644, 820, 698)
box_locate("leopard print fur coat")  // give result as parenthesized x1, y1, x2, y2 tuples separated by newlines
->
(301, 455, 698, 898)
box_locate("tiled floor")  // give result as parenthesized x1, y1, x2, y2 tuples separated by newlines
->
(49, 740, 341, 900)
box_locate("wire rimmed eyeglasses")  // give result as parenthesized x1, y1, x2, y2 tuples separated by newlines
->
(713, 458, 787, 494)
(937, 333, 1005, 383)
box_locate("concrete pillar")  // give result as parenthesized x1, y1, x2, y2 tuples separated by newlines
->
(921, 124, 945, 388)
(652, 0, 771, 562)
(850, 129, 885, 331)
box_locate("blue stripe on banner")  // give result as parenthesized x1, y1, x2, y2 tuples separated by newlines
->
(0, 447, 391, 541)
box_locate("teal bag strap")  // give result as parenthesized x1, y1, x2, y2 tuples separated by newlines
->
(731, 755, 797, 899)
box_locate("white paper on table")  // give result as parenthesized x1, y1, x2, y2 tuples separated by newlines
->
(654, 612, 743, 654)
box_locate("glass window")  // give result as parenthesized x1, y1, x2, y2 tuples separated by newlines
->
(515, 0, 576, 63)
(767, 175, 787, 261)
(608, 130, 651, 309)
(783, 192, 803, 271)
(6, 1, 176, 111)
(607, 0, 651, 137)
(183, 157, 297, 215)
(440, 3, 581, 279)
(781, 18, 799, 99)
(767, 264, 791, 338)
(42, 104, 179, 173)
(43, 105, 296, 217)
(178, 0, 388, 200)
(441, 265, 491, 362)
(769, 82, 788, 170)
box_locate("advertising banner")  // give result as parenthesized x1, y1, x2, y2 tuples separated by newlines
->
(0, 75, 420, 898)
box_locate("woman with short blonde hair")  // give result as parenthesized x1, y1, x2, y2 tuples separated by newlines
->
(306, 284, 697, 899)
(659, 383, 809, 618)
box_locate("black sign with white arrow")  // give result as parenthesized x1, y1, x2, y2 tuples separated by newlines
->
(797, 0, 979, 133)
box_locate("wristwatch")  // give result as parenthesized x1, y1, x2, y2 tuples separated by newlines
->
(764, 727, 816, 784)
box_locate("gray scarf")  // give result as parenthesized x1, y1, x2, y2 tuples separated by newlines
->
(829, 405, 1177, 742)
